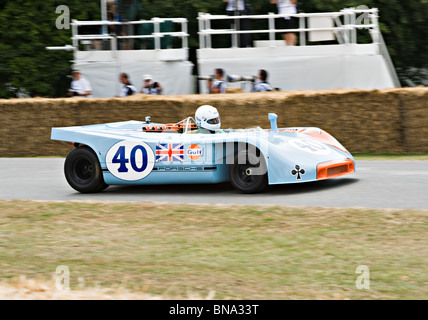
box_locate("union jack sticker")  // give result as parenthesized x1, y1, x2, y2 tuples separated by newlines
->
(156, 143, 184, 162)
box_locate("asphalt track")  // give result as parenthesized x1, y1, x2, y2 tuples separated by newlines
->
(0, 158, 427, 210)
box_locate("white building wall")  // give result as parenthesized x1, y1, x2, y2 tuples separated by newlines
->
(197, 45, 395, 93)
(74, 49, 194, 97)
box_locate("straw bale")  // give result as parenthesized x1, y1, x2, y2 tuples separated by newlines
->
(0, 87, 427, 156)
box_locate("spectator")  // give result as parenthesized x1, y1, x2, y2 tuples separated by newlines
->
(92, 2, 124, 50)
(208, 68, 227, 94)
(253, 69, 273, 92)
(223, 0, 253, 47)
(69, 70, 92, 98)
(107, 2, 123, 37)
(119, 72, 137, 97)
(117, 0, 141, 50)
(141, 74, 163, 95)
(271, 0, 298, 46)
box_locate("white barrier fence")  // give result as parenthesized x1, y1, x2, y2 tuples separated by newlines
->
(69, 17, 189, 51)
(198, 8, 381, 49)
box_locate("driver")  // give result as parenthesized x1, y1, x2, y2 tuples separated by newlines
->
(194, 105, 222, 134)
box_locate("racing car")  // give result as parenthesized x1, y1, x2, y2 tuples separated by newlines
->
(51, 113, 355, 194)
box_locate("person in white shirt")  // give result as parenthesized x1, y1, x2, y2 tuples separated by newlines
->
(69, 70, 92, 97)
(119, 73, 137, 97)
(271, 0, 298, 46)
(253, 69, 273, 92)
(141, 74, 163, 95)
(225, 0, 245, 11)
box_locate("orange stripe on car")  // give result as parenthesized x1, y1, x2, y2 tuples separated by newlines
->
(301, 129, 350, 155)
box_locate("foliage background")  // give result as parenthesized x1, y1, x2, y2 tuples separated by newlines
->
(0, 0, 427, 98)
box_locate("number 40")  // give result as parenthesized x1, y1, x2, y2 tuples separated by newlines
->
(112, 145, 148, 173)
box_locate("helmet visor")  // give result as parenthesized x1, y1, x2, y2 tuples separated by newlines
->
(207, 117, 220, 124)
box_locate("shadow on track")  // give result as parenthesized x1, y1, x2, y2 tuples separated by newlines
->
(268, 177, 359, 195)
(97, 177, 360, 196)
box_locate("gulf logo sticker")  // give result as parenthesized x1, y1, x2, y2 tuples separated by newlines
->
(187, 144, 203, 160)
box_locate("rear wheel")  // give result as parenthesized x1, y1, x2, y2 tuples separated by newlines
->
(229, 150, 268, 194)
(64, 147, 108, 193)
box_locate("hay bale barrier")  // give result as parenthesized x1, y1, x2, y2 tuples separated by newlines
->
(0, 88, 427, 157)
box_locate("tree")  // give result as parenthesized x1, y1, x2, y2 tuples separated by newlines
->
(0, 0, 100, 98)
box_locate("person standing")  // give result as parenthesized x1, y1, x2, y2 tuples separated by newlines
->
(208, 68, 227, 94)
(116, 0, 141, 50)
(119, 72, 137, 97)
(253, 69, 273, 92)
(141, 74, 163, 95)
(69, 70, 92, 98)
(223, 0, 253, 47)
(271, 0, 298, 46)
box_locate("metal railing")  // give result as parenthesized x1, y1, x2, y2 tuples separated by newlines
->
(70, 17, 189, 51)
(198, 8, 382, 49)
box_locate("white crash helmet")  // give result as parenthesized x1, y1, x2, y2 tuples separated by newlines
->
(195, 105, 221, 131)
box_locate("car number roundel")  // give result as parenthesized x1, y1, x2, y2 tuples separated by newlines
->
(289, 139, 331, 155)
(106, 140, 155, 181)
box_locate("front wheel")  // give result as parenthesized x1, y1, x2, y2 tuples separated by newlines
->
(229, 150, 268, 194)
(64, 147, 108, 193)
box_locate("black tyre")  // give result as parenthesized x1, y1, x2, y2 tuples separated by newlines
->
(229, 150, 268, 194)
(64, 147, 108, 193)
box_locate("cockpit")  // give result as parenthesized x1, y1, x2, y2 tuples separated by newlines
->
(142, 117, 202, 134)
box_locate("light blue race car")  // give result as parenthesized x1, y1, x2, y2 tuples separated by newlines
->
(51, 113, 355, 194)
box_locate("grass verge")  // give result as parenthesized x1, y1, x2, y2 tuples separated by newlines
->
(0, 200, 427, 299)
